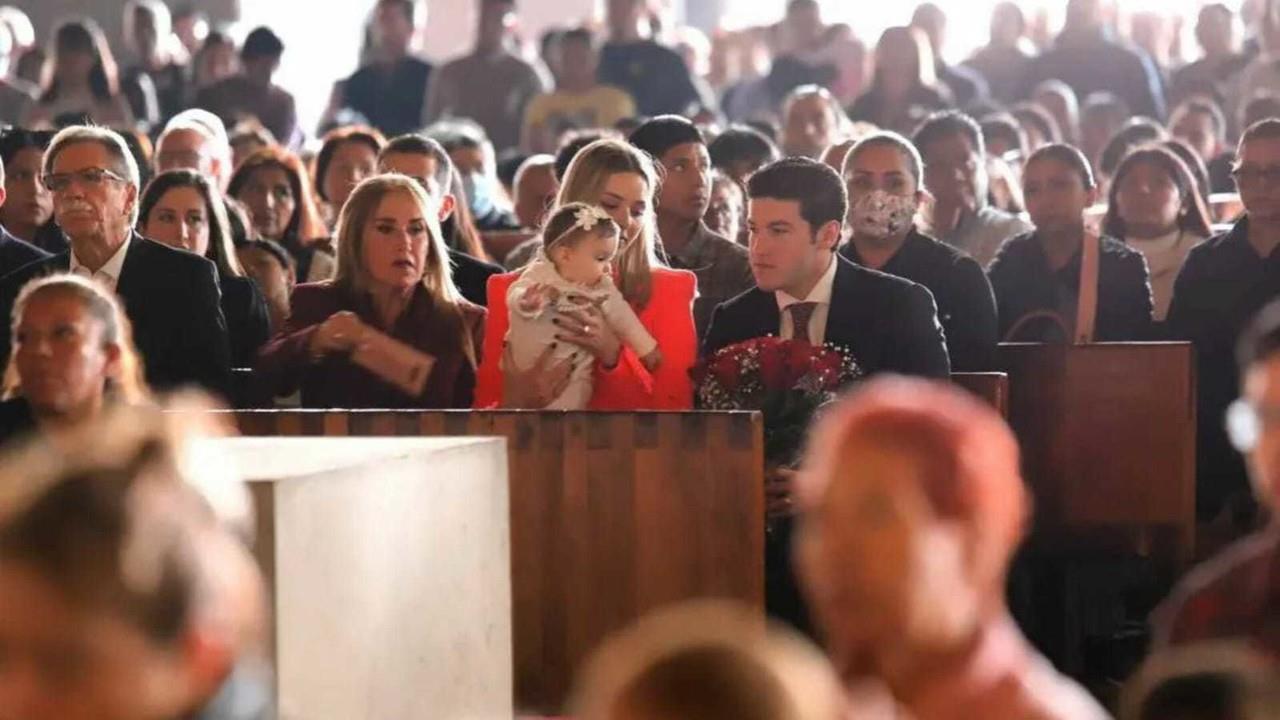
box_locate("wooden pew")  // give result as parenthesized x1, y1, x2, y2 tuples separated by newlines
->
(229, 410, 764, 713)
(996, 343, 1196, 568)
(951, 372, 1009, 417)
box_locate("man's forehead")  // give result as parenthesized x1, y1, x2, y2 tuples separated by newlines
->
(1239, 138, 1280, 164)
(747, 196, 803, 222)
(160, 128, 212, 152)
(51, 141, 112, 169)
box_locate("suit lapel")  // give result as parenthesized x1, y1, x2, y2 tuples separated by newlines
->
(114, 233, 149, 310)
(824, 255, 858, 348)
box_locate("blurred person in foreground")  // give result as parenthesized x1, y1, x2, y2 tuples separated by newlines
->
(0, 398, 270, 720)
(571, 600, 847, 720)
(795, 377, 1109, 719)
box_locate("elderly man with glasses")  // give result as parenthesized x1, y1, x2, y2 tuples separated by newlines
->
(0, 125, 230, 395)
(1153, 298, 1280, 659)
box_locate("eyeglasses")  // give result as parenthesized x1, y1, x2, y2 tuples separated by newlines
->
(40, 167, 129, 193)
(1225, 399, 1280, 451)
(1230, 165, 1280, 189)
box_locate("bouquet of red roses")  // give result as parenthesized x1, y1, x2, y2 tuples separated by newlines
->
(691, 337, 862, 466)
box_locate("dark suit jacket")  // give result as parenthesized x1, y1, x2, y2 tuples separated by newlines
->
(255, 282, 486, 409)
(702, 253, 951, 379)
(988, 232, 1153, 342)
(449, 249, 503, 308)
(221, 273, 272, 368)
(0, 226, 49, 277)
(842, 229, 998, 371)
(0, 233, 232, 395)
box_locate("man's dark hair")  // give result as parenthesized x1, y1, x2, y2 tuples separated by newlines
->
(913, 110, 986, 161)
(1028, 143, 1097, 190)
(554, 130, 614, 181)
(241, 26, 284, 61)
(0, 127, 55, 166)
(746, 157, 847, 233)
(560, 26, 594, 46)
(1239, 118, 1280, 153)
(628, 115, 704, 163)
(1011, 102, 1063, 145)
(708, 125, 779, 174)
(378, 0, 422, 25)
(379, 133, 454, 197)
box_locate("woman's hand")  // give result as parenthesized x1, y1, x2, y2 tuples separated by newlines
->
(554, 301, 622, 368)
(501, 342, 575, 409)
(309, 311, 368, 358)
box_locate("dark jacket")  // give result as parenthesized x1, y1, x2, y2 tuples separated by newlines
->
(449, 249, 503, 308)
(1022, 27, 1166, 120)
(0, 233, 232, 396)
(847, 83, 954, 135)
(599, 40, 703, 116)
(702, 253, 951, 379)
(221, 273, 272, 368)
(0, 226, 49, 277)
(842, 229, 998, 371)
(343, 57, 433, 138)
(988, 231, 1153, 342)
(255, 282, 486, 409)
(1167, 216, 1280, 518)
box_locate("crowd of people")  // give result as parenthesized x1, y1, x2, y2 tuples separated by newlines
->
(0, 0, 1279, 716)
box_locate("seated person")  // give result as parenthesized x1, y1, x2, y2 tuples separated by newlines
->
(988, 144, 1154, 342)
(138, 169, 271, 367)
(0, 274, 148, 445)
(507, 203, 660, 409)
(255, 175, 485, 409)
(1152, 299, 1280, 657)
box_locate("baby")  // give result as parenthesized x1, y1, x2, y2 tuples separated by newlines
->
(506, 202, 662, 409)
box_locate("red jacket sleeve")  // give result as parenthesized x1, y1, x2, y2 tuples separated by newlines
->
(473, 273, 515, 409)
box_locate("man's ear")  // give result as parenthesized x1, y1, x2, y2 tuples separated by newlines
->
(0, 184, 8, 209)
(124, 183, 139, 221)
(816, 219, 842, 251)
(437, 193, 456, 223)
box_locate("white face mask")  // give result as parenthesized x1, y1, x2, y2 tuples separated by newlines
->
(849, 189, 917, 239)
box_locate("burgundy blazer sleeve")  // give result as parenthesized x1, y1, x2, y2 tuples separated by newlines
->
(253, 283, 342, 397)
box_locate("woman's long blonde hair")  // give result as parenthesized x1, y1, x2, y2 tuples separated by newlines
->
(332, 174, 477, 368)
(3, 274, 149, 404)
(555, 139, 663, 308)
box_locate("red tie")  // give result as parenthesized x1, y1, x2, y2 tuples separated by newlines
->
(788, 302, 818, 344)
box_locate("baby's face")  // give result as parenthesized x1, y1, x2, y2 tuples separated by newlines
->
(555, 232, 618, 285)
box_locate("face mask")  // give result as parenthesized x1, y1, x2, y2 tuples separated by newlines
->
(849, 189, 917, 239)
(461, 172, 495, 220)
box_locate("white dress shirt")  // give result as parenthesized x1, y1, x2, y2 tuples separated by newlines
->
(69, 235, 131, 292)
(776, 253, 838, 345)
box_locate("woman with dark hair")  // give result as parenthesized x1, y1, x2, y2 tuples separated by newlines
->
(1102, 147, 1213, 322)
(313, 125, 385, 228)
(22, 18, 133, 128)
(988, 144, 1153, 342)
(138, 170, 271, 365)
(227, 146, 333, 284)
(847, 26, 953, 135)
(255, 174, 485, 408)
(0, 274, 149, 443)
(0, 128, 60, 251)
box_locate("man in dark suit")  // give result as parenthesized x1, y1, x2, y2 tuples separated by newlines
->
(702, 157, 949, 633)
(377, 133, 503, 307)
(0, 155, 49, 276)
(703, 157, 950, 378)
(0, 126, 230, 395)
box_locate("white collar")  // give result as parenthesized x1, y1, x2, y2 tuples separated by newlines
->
(776, 252, 837, 310)
(70, 233, 131, 285)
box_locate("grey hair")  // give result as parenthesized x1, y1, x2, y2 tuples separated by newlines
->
(42, 125, 141, 224)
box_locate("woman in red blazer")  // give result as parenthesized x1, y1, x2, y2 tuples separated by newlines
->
(475, 139, 696, 410)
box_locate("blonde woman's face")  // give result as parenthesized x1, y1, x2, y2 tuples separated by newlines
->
(360, 189, 431, 291)
(593, 172, 650, 245)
